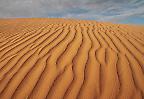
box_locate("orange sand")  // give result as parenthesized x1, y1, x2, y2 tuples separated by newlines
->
(0, 18, 144, 99)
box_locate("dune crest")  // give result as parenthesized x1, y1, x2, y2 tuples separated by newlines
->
(0, 18, 144, 99)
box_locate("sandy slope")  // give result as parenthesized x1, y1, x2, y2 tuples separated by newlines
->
(0, 18, 144, 99)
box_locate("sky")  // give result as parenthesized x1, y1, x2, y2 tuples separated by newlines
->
(0, 0, 144, 24)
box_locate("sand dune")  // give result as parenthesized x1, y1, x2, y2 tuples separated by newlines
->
(0, 18, 143, 99)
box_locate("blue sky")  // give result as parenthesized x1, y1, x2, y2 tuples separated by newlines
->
(0, 0, 144, 24)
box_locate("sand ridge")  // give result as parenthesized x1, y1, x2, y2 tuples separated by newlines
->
(0, 18, 144, 99)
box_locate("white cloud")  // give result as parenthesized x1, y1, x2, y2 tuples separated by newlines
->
(0, 0, 144, 23)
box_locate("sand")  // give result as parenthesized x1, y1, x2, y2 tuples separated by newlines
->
(0, 18, 143, 99)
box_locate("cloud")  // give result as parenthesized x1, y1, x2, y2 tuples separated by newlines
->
(0, 0, 144, 23)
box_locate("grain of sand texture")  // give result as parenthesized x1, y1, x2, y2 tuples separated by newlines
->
(0, 18, 144, 99)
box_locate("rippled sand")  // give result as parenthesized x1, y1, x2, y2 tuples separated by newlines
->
(0, 18, 144, 99)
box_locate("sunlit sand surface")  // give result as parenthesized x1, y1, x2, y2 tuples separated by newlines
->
(0, 18, 144, 99)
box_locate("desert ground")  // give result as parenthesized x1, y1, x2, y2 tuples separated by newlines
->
(0, 18, 143, 99)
